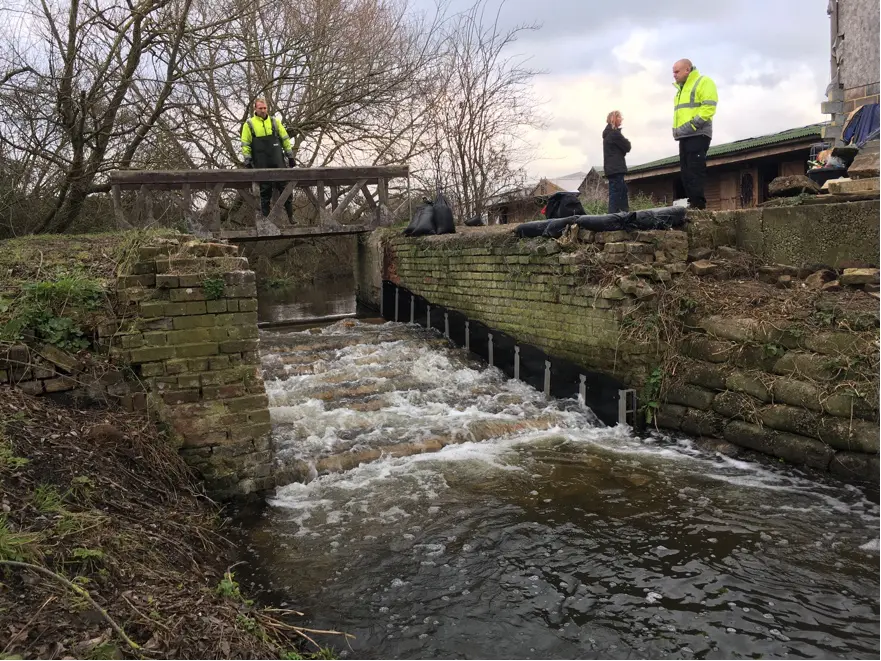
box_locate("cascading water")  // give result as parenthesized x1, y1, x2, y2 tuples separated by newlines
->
(236, 319, 879, 660)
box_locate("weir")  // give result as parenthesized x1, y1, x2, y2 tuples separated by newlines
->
(2, 200, 878, 496)
(356, 200, 880, 484)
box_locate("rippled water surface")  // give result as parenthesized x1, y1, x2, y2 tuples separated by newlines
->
(237, 320, 879, 660)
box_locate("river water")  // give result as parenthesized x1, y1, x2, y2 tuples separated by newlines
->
(257, 277, 356, 325)
(238, 297, 880, 660)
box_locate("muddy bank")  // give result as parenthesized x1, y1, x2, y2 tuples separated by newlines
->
(0, 387, 340, 659)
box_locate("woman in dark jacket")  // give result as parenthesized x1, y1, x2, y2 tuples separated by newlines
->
(602, 110, 632, 213)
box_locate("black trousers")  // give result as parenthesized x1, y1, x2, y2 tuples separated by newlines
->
(259, 181, 293, 221)
(607, 174, 629, 213)
(678, 135, 711, 209)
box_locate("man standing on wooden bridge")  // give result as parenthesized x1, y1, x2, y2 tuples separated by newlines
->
(241, 98, 297, 223)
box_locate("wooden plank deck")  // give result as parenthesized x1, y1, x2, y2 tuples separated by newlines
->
(108, 166, 409, 190)
(220, 225, 373, 241)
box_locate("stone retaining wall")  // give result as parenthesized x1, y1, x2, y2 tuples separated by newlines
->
(656, 315, 879, 481)
(690, 200, 880, 269)
(374, 226, 690, 386)
(108, 239, 274, 498)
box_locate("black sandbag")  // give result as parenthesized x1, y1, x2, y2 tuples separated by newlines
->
(404, 203, 437, 236)
(433, 193, 455, 235)
(542, 215, 580, 238)
(514, 220, 549, 238)
(464, 214, 485, 227)
(626, 206, 687, 230)
(545, 191, 586, 219)
(574, 211, 633, 232)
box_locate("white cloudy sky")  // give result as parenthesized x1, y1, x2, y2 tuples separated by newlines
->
(414, 0, 831, 178)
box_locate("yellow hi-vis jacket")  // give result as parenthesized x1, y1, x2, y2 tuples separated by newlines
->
(672, 68, 718, 140)
(240, 115, 293, 158)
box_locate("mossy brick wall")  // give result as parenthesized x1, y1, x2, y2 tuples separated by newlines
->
(366, 224, 880, 482)
(107, 240, 273, 499)
(376, 228, 690, 386)
(655, 315, 879, 483)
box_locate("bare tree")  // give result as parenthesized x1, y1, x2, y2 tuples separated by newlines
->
(0, 0, 241, 233)
(416, 0, 543, 221)
(166, 0, 447, 170)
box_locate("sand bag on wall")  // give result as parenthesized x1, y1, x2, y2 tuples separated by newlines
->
(542, 216, 580, 238)
(626, 206, 687, 230)
(545, 192, 586, 219)
(574, 211, 634, 232)
(403, 203, 437, 236)
(514, 220, 550, 238)
(433, 193, 456, 235)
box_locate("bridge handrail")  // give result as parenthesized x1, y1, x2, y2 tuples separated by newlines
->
(107, 164, 411, 238)
(107, 165, 409, 190)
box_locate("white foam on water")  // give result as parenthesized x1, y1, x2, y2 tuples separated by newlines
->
(263, 320, 880, 528)
(859, 538, 879, 552)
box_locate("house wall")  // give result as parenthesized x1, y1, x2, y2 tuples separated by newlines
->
(629, 175, 678, 206)
(823, 0, 880, 141)
(628, 150, 811, 211)
(487, 198, 544, 225)
(579, 171, 608, 203)
(838, 0, 880, 98)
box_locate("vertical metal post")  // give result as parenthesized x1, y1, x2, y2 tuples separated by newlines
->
(514, 345, 520, 380)
(487, 333, 494, 367)
(618, 389, 637, 426)
(426, 304, 431, 328)
(578, 374, 587, 409)
(465, 321, 470, 351)
(544, 360, 551, 397)
(407, 174, 412, 225)
(394, 287, 400, 322)
(444, 312, 449, 339)
(410, 296, 415, 324)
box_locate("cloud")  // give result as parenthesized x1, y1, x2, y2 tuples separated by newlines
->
(413, 0, 832, 178)
(523, 26, 827, 178)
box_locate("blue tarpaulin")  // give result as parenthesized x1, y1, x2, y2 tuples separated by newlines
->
(843, 103, 880, 147)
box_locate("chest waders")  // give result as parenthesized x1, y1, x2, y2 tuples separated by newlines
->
(247, 118, 286, 169)
(247, 118, 292, 220)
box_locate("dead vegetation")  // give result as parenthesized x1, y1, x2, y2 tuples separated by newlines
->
(614, 265, 880, 425)
(0, 387, 347, 659)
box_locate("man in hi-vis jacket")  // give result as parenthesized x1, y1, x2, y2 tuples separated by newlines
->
(241, 98, 297, 222)
(672, 59, 718, 210)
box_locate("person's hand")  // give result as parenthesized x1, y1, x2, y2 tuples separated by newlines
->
(287, 156, 297, 168)
(243, 156, 253, 168)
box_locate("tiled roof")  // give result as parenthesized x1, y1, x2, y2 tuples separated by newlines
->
(628, 123, 827, 173)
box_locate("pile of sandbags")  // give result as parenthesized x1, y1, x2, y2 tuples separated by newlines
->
(514, 206, 687, 239)
(402, 193, 456, 236)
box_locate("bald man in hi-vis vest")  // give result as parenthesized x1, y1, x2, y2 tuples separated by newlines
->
(672, 59, 718, 210)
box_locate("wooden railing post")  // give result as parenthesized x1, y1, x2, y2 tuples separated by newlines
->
(111, 185, 132, 229)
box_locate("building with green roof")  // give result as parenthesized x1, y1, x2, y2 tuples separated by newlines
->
(624, 123, 827, 210)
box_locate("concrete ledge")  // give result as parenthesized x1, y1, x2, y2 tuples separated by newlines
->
(713, 200, 881, 268)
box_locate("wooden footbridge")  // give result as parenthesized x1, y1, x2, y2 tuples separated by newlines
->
(108, 165, 409, 241)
